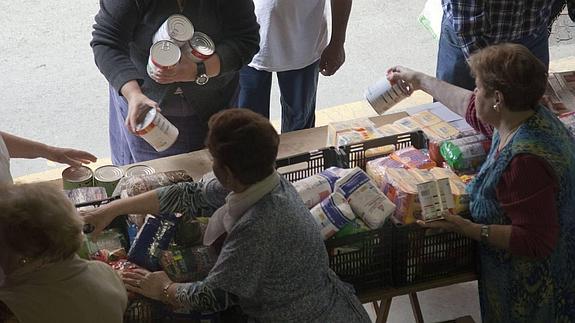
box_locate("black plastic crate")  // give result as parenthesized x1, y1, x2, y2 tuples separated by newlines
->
(325, 223, 394, 292)
(275, 147, 342, 182)
(392, 223, 477, 287)
(338, 131, 427, 170)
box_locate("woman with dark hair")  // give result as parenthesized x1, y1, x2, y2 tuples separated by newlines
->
(388, 43, 575, 322)
(82, 109, 370, 322)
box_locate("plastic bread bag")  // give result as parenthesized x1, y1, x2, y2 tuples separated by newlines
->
(310, 192, 356, 240)
(112, 170, 193, 198)
(127, 213, 181, 271)
(391, 146, 436, 170)
(366, 156, 405, 190)
(335, 167, 396, 229)
(160, 244, 218, 283)
(293, 167, 350, 209)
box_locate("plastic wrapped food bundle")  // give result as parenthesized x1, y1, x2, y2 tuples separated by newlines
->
(173, 214, 208, 247)
(113, 170, 193, 197)
(380, 168, 422, 224)
(293, 167, 349, 209)
(335, 168, 396, 229)
(127, 213, 181, 271)
(391, 146, 436, 170)
(160, 245, 218, 283)
(366, 156, 405, 190)
(440, 134, 490, 172)
(310, 192, 356, 240)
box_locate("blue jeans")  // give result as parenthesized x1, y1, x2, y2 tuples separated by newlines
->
(436, 17, 550, 90)
(237, 61, 319, 132)
(108, 87, 208, 165)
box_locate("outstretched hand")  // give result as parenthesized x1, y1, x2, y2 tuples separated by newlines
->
(416, 211, 472, 236)
(386, 65, 423, 93)
(45, 146, 97, 167)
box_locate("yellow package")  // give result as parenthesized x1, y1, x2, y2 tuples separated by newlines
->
(411, 111, 442, 127)
(382, 168, 422, 224)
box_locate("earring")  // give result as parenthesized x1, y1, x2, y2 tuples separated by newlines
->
(492, 103, 499, 112)
(19, 258, 29, 265)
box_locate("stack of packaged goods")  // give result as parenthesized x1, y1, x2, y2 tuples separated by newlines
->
(293, 167, 396, 241)
(365, 146, 469, 224)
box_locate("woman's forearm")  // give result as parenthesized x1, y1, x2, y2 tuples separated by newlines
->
(418, 74, 474, 118)
(1, 131, 51, 160)
(463, 222, 512, 250)
(107, 189, 161, 217)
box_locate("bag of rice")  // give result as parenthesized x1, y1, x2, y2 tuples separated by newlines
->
(310, 192, 356, 240)
(294, 167, 349, 209)
(335, 168, 396, 229)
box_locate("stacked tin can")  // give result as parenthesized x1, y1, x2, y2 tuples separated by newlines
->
(147, 14, 194, 77)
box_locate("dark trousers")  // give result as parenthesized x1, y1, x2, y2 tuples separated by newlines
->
(237, 60, 319, 133)
(436, 17, 550, 91)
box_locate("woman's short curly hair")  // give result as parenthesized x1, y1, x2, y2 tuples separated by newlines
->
(206, 109, 279, 185)
(468, 43, 548, 112)
(0, 183, 83, 263)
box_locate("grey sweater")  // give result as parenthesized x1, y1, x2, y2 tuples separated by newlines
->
(157, 174, 371, 322)
(91, 0, 260, 121)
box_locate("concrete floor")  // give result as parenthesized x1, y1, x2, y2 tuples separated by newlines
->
(1, 2, 574, 322)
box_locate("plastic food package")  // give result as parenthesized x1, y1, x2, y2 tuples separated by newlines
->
(160, 245, 217, 283)
(333, 218, 370, 239)
(440, 135, 490, 172)
(391, 146, 436, 169)
(326, 118, 384, 146)
(113, 170, 193, 197)
(335, 168, 396, 229)
(366, 156, 405, 190)
(293, 167, 349, 209)
(310, 192, 356, 240)
(380, 168, 422, 224)
(127, 213, 180, 271)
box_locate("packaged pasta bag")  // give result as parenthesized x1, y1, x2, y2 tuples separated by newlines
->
(293, 167, 350, 209)
(310, 192, 356, 240)
(366, 156, 405, 190)
(335, 168, 396, 229)
(127, 213, 181, 271)
(391, 146, 436, 170)
(160, 245, 218, 283)
(381, 168, 421, 224)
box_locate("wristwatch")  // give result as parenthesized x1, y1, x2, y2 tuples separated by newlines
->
(195, 62, 209, 85)
(480, 225, 490, 244)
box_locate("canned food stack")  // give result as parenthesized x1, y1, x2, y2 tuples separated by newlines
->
(147, 15, 216, 79)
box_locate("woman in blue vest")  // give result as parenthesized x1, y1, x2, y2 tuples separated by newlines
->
(389, 43, 575, 322)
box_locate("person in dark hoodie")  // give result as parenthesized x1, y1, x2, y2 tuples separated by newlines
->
(91, 0, 260, 165)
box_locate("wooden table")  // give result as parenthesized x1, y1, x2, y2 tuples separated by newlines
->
(358, 272, 478, 323)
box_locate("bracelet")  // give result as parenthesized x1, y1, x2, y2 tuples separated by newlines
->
(162, 282, 175, 304)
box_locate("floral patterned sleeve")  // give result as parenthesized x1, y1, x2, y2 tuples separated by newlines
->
(175, 281, 238, 313)
(156, 173, 229, 217)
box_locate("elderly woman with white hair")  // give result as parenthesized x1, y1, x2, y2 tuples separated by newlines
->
(0, 183, 127, 323)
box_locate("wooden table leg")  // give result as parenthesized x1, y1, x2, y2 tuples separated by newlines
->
(374, 298, 392, 323)
(409, 292, 424, 323)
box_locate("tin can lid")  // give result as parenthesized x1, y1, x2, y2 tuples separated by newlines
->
(166, 14, 194, 42)
(150, 40, 181, 67)
(125, 165, 156, 177)
(135, 108, 157, 132)
(190, 32, 215, 56)
(94, 165, 124, 182)
(62, 166, 93, 183)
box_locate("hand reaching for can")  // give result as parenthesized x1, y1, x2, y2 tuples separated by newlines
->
(386, 66, 422, 94)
